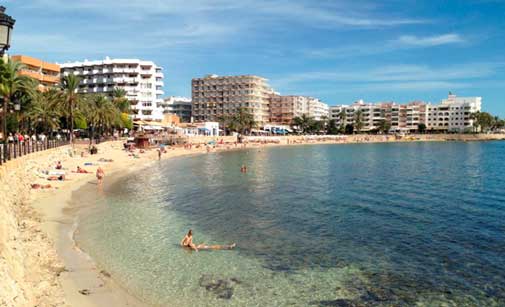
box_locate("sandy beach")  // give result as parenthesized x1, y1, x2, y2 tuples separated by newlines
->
(1, 133, 505, 307)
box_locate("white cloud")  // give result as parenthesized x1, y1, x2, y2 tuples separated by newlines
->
(16, 0, 427, 27)
(396, 33, 465, 46)
(271, 62, 502, 94)
(303, 33, 467, 59)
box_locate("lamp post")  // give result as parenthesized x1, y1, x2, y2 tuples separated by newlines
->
(0, 6, 15, 142)
(0, 6, 15, 57)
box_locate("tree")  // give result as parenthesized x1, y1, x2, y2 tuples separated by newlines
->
(338, 110, 347, 133)
(354, 110, 364, 133)
(292, 114, 314, 134)
(218, 107, 256, 135)
(26, 89, 62, 135)
(345, 124, 354, 134)
(60, 74, 84, 143)
(308, 120, 324, 134)
(120, 112, 133, 130)
(112, 87, 130, 113)
(327, 119, 339, 135)
(418, 123, 427, 134)
(471, 111, 495, 133)
(86, 94, 118, 145)
(0, 59, 37, 139)
(377, 119, 391, 134)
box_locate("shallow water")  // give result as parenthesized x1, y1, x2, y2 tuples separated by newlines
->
(75, 142, 505, 306)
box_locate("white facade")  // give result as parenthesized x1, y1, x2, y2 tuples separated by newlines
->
(181, 122, 219, 136)
(307, 97, 329, 120)
(60, 57, 165, 121)
(160, 96, 192, 122)
(426, 94, 481, 132)
(329, 100, 388, 131)
(329, 94, 481, 133)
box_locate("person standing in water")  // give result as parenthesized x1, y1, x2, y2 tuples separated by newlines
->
(96, 166, 105, 186)
(240, 165, 247, 173)
(180, 229, 236, 252)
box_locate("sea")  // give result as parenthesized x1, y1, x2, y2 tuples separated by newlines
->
(74, 141, 505, 306)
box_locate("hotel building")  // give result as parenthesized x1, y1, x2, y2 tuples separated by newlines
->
(60, 57, 164, 121)
(329, 94, 481, 133)
(269, 95, 329, 125)
(191, 74, 275, 124)
(11, 55, 60, 91)
(269, 95, 309, 125)
(160, 96, 192, 123)
(307, 97, 330, 120)
(426, 94, 481, 132)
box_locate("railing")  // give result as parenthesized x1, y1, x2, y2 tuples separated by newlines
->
(0, 139, 70, 166)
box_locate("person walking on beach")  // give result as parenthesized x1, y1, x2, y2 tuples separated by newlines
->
(158, 148, 161, 160)
(96, 166, 105, 186)
(180, 229, 236, 252)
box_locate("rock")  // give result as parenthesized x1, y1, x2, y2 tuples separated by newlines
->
(310, 299, 359, 307)
(100, 270, 111, 278)
(79, 289, 91, 296)
(198, 274, 236, 300)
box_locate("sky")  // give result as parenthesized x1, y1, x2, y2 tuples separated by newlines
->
(5, 0, 505, 116)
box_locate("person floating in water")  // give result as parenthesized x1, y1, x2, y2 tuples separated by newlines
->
(180, 229, 236, 252)
(240, 165, 247, 173)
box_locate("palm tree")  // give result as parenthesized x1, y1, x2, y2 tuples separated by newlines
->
(354, 110, 364, 133)
(338, 110, 347, 133)
(377, 119, 391, 134)
(292, 114, 313, 134)
(470, 111, 480, 133)
(26, 89, 62, 135)
(112, 87, 130, 113)
(234, 107, 256, 134)
(87, 94, 118, 145)
(0, 59, 37, 140)
(60, 74, 83, 144)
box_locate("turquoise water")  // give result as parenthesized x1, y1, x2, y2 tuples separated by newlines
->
(75, 142, 505, 306)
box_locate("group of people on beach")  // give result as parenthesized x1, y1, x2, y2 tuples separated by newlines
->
(47, 160, 105, 186)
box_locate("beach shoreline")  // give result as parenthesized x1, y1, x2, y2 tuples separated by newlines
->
(1, 133, 505, 306)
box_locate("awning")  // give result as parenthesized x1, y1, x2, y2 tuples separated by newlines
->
(143, 125, 164, 130)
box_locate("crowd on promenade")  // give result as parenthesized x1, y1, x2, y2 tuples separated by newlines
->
(4, 132, 64, 144)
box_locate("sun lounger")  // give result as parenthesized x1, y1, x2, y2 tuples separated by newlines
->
(49, 170, 66, 176)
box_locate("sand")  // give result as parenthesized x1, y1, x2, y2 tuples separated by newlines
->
(1, 133, 504, 307)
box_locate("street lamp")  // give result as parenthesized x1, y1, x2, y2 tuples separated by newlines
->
(0, 6, 15, 142)
(0, 6, 15, 56)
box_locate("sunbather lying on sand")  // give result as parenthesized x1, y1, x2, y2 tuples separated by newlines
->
(31, 183, 53, 189)
(73, 166, 90, 173)
(47, 175, 67, 181)
(180, 229, 236, 252)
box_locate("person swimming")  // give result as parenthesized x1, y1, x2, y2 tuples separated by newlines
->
(180, 229, 236, 252)
(240, 165, 247, 173)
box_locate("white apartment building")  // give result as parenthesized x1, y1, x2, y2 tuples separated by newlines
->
(307, 97, 330, 120)
(330, 94, 481, 133)
(329, 100, 388, 131)
(160, 96, 192, 122)
(426, 94, 481, 132)
(60, 57, 165, 121)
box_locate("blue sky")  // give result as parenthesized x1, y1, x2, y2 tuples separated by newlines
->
(5, 0, 505, 116)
